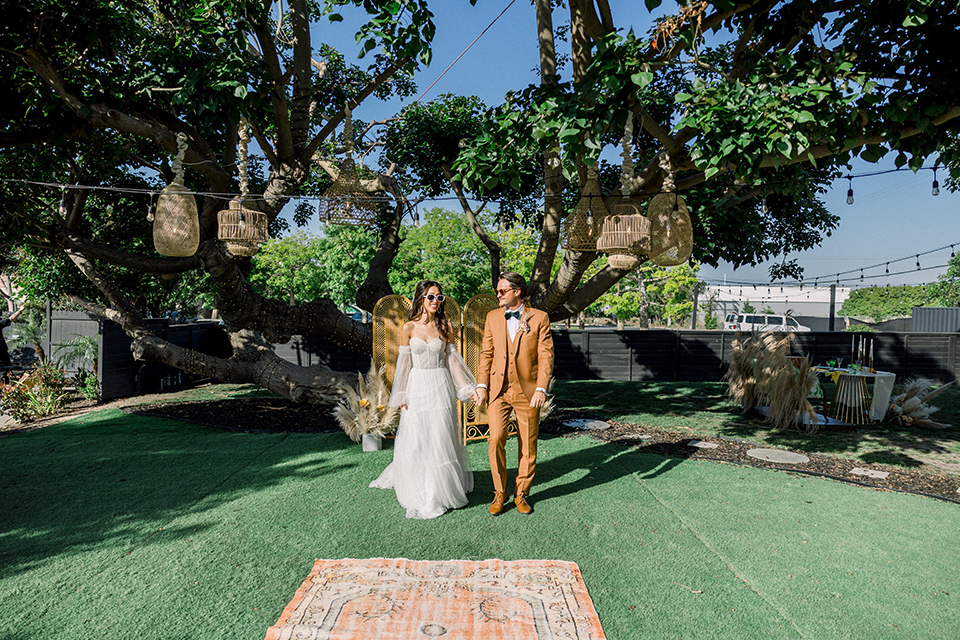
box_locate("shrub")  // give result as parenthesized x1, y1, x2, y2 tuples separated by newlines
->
(74, 369, 99, 401)
(0, 362, 69, 422)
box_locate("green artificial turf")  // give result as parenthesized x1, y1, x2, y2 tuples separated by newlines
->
(2, 408, 959, 639)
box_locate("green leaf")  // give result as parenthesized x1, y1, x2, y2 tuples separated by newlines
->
(644, 0, 663, 9)
(631, 71, 654, 88)
(903, 13, 928, 27)
(329, 13, 343, 23)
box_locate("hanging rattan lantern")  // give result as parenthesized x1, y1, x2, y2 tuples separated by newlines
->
(320, 106, 379, 227)
(217, 118, 268, 258)
(647, 192, 693, 266)
(153, 133, 200, 257)
(597, 196, 652, 270)
(218, 199, 268, 257)
(561, 168, 608, 251)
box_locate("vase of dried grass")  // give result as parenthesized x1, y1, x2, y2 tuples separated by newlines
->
(361, 433, 382, 452)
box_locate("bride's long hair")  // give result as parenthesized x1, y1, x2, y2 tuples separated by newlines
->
(409, 279, 450, 339)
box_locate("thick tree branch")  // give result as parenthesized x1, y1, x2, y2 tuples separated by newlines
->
(131, 330, 355, 405)
(51, 227, 202, 274)
(441, 165, 503, 287)
(198, 240, 373, 352)
(551, 263, 631, 321)
(288, 0, 313, 150)
(305, 57, 411, 161)
(19, 48, 229, 189)
(249, 13, 295, 159)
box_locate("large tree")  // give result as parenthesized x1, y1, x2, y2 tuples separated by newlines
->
(2, 0, 960, 405)
(1, 0, 457, 402)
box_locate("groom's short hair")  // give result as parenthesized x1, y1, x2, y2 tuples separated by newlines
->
(498, 271, 528, 299)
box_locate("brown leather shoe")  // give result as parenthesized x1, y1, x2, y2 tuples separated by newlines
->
(514, 493, 533, 515)
(489, 491, 508, 516)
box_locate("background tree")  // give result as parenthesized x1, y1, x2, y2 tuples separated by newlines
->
(927, 253, 960, 307)
(840, 285, 930, 321)
(389, 207, 491, 303)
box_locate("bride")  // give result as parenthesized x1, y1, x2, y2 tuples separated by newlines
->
(370, 280, 476, 519)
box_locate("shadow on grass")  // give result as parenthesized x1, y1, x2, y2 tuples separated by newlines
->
(0, 408, 355, 580)
(551, 379, 960, 468)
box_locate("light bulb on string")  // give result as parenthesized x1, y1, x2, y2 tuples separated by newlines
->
(146, 192, 155, 222)
(951, 245, 955, 259)
(916, 254, 921, 270)
(846, 176, 854, 205)
(885, 262, 889, 275)
(932, 166, 940, 196)
(761, 196, 768, 214)
(860, 269, 864, 282)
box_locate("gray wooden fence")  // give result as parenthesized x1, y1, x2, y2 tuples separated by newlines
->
(18, 314, 960, 401)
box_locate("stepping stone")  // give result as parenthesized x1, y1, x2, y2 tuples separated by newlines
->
(688, 440, 719, 449)
(746, 448, 810, 464)
(564, 419, 611, 431)
(850, 467, 890, 479)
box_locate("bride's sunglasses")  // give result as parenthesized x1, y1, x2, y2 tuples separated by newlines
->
(424, 294, 445, 302)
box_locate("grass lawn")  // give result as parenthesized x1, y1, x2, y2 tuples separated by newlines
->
(552, 379, 960, 475)
(2, 396, 960, 639)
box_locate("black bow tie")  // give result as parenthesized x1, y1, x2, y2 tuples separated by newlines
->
(505, 310, 521, 320)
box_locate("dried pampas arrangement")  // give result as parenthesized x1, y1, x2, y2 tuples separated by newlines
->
(724, 331, 819, 432)
(886, 378, 954, 429)
(333, 363, 400, 442)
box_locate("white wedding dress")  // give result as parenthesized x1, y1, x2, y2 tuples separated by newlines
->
(369, 337, 476, 519)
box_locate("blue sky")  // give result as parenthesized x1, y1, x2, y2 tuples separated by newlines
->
(311, 0, 959, 290)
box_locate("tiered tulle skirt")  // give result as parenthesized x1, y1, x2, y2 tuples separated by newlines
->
(370, 367, 473, 519)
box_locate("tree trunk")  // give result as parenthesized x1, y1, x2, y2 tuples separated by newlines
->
(131, 330, 357, 404)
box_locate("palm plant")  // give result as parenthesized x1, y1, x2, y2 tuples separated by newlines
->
(7, 308, 46, 363)
(54, 334, 99, 379)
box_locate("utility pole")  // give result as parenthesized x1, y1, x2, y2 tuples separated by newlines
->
(691, 282, 700, 330)
(829, 284, 836, 332)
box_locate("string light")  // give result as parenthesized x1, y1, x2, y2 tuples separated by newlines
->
(932, 166, 940, 197)
(860, 269, 864, 282)
(146, 192, 155, 222)
(916, 254, 921, 270)
(885, 263, 889, 275)
(846, 175, 854, 205)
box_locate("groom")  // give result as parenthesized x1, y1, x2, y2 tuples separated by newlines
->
(473, 272, 554, 516)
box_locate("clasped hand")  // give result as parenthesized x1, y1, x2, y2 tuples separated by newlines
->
(472, 388, 546, 409)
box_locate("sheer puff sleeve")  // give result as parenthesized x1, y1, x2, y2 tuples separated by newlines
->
(446, 344, 477, 402)
(389, 346, 412, 408)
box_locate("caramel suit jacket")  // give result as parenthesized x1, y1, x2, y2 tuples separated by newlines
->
(478, 306, 554, 401)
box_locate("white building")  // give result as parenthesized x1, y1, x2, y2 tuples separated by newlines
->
(702, 284, 850, 330)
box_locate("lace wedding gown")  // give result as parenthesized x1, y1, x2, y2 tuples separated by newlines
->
(369, 337, 476, 519)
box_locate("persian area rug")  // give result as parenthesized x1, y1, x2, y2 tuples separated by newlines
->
(265, 557, 606, 640)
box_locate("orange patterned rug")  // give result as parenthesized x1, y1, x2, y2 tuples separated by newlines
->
(265, 558, 606, 640)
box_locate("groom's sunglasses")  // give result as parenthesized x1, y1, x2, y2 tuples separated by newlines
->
(495, 288, 517, 296)
(424, 294, 445, 302)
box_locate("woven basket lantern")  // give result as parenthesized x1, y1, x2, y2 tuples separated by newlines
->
(320, 157, 379, 226)
(217, 199, 268, 257)
(153, 181, 200, 257)
(647, 192, 693, 266)
(597, 196, 652, 270)
(561, 172, 608, 252)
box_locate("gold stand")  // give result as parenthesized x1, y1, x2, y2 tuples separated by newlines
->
(830, 374, 870, 425)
